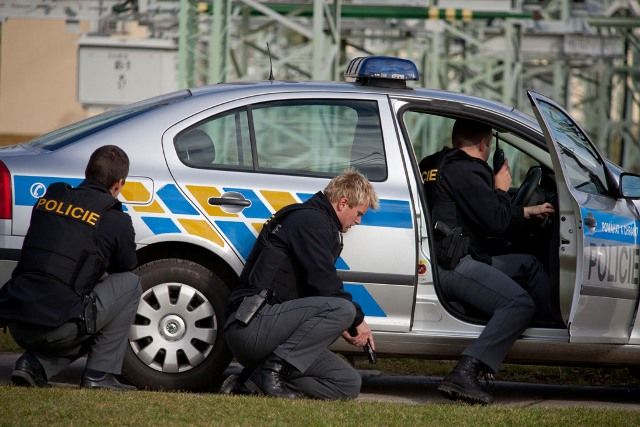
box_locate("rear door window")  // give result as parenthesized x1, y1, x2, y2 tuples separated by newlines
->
(174, 99, 387, 181)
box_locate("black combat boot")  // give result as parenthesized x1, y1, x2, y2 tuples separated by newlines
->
(11, 352, 50, 388)
(245, 355, 301, 399)
(437, 355, 493, 405)
(81, 370, 137, 391)
(219, 367, 255, 395)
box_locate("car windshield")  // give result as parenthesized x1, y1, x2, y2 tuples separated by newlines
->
(24, 90, 192, 151)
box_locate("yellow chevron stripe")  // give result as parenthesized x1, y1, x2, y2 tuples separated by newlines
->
(178, 218, 225, 247)
(133, 200, 164, 213)
(121, 181, 151, 203)
(260, 190, 297, 212)
(251, 222, 264, 234)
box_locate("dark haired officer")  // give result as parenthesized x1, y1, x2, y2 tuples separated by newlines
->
(0, 145, 141, 390)
(420, 119, 556, 404)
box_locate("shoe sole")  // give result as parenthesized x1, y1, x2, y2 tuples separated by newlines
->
(437, 382, 492, 405)
(11, 370, 35, 387)
(219, 374, 239, 394)
(244, 379, 266, 395)
(11, 370, 50, 388)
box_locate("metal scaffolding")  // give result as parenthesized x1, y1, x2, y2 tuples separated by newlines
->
(165, 0, 639, 168)
(1, 0, 639, 168)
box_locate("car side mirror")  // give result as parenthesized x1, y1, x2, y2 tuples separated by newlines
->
(619, 172, 640, 199)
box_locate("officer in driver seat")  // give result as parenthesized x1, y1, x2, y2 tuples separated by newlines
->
(0, 145, 141, 391)
(420, 118, 557, 405)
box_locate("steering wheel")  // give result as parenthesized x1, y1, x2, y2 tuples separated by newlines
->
(513, 166, 542, 207)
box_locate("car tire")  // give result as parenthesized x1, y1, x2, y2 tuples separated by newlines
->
(122, 258, 232, 391)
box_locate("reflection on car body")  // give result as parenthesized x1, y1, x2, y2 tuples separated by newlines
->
(1, 56, 640, 391)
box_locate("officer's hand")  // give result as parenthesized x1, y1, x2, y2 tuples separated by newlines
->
(524, 202, 555, 219)
(342, 320, 375, 350)
(494, 160, 512, 192)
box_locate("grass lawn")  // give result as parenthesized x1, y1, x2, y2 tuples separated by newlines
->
(2, 329, 640, 426)
(1, 386, 639, 427)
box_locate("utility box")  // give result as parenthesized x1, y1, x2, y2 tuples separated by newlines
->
(78, 36, 177, 106)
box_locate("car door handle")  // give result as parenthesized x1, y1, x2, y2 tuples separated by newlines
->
(208, 196, 251, 207)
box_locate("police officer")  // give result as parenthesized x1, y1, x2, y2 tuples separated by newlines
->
(223, 169, 378, 400)
(0, 145, 141, 390)
(420, 119, 556, 404)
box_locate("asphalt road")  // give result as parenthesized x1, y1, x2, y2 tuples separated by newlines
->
(1, 352, 639, 409)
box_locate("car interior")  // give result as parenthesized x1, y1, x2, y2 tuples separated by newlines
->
(175, 128, 217, 168)
(401, 111, 565, 329)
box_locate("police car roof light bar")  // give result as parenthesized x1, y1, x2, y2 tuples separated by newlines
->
(345, 56, 419, 89)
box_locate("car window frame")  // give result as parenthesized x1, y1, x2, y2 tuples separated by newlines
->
(173, 97, 389, 182)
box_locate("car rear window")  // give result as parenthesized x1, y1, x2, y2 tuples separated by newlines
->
(175, 99, 387, 181)
(24, 90, 192, 151)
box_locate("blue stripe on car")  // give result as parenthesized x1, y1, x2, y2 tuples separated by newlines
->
(581, 208, 639, 245)
(336, 257, 349, 270)
(344, 283, 386, 317)
(141, 217, 181, 234)
(298, 192, 412, 229)
(157, 184, 199, 215)
(215, 221, 256, 260)
(362, 199, 412, 229)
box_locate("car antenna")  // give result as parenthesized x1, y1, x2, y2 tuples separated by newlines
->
(267, 43, 275, 81)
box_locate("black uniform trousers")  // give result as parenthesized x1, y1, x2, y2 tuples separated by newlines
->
(225, 296, 361, 400)
(438, 254, 554, 373)
(9, 272, 141, 380)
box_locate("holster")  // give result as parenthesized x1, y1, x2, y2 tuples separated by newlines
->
(80, 292, 97, 335)
(234, 289, 271, 326)
(435, 222, 469, 270)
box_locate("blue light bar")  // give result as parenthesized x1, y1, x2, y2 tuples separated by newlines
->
(345, 56, 420, 83)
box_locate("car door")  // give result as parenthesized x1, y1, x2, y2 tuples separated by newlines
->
(162, 91, 418, 332)
(528, 91, 640, 344)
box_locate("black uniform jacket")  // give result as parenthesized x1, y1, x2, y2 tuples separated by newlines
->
(0, 180, 137, 327)
(229, 191, 365, 328)
(420, 147, 524, 261)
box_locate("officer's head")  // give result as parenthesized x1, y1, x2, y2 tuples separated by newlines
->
(452, 119, 493, 162)
(85, 145, 130, 196)
(324, 168, 379, 233)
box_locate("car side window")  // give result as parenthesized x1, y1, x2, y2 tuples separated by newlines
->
(250, 100, 387, 181)
(537, 100, 609, 196)
(175, 109, 252, 170)
(402, 110, 541, 187)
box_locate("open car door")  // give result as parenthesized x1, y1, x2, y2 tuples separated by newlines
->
(528, 91, 640, 344)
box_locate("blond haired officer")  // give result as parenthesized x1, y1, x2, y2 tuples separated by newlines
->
(0, 145, 141, 391)
(224, 169, 378, 399)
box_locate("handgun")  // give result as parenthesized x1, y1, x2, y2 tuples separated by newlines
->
(348, 326, 376, 364)
(434, 220, 454, 237)
(363, 339, 377, 364)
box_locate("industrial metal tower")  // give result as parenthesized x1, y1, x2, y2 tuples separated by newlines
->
(1, 0, 638, 167)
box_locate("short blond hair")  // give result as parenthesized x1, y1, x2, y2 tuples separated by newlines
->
(324, 168, 379, 210)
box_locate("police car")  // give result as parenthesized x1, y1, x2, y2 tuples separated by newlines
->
(2, 56, 640, 391)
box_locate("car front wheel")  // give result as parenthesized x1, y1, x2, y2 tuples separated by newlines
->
(122, 258, 232, 391)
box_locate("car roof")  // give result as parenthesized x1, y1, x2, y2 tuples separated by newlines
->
(186, 80, 544, 139)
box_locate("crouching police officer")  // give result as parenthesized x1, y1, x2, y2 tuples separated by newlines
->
(223, 169, 378, 400)
(0, 145, 141, 390)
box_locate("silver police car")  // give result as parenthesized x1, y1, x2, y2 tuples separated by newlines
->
(2, 56, 640, 391)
